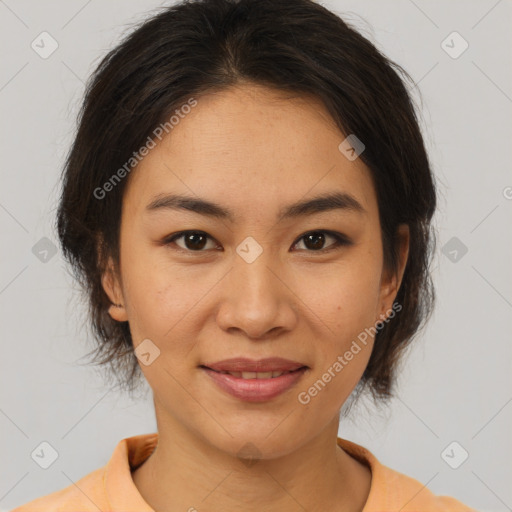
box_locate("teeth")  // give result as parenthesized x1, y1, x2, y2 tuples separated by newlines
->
(219, 370, 292, 379)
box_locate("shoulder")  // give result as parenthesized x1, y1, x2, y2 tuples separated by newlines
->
(9, 467, 107, 512)
(337, 438, 477, 512)
(10, 433, 158, 512)
(374, 464, 476, 511)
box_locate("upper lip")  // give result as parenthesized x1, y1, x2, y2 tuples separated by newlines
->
(201, 357, 307, 373)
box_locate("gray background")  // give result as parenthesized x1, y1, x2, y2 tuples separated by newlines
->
(1, 0, 511, 510)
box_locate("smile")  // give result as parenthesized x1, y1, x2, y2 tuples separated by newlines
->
(200, 366, 308, 402)
(210, 369, 299, 379)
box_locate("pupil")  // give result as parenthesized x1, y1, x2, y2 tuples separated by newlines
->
(305, 232, 325, 250)
(183, 232, 327, 251)
(186, 233, 207, 250)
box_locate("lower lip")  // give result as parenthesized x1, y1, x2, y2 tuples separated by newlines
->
(201, 367, 307, 402)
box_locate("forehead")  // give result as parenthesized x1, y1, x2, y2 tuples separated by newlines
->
(123, 84, 378, 222)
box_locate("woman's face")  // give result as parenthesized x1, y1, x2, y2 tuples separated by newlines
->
(103, 84, 408, 459)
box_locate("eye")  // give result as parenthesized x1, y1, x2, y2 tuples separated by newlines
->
(163, 231, 220, 252)
(292, 230, 352, 252)
(162, 229, 351, 253)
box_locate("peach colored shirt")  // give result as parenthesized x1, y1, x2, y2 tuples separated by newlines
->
(12, 433, 476, 511)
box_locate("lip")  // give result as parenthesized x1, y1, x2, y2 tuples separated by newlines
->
(200, 358, 308, 402)
(201, 366, 308, 402)
(201, 357, 306, 373)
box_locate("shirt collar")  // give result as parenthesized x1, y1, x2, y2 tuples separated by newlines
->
(104, 433, 381, 511)
(105, 432, 158, 511)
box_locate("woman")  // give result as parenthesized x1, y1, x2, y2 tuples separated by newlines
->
(13, 0, 475, 510)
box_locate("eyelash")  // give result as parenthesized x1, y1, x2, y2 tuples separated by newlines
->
(161, 230, 352, 254)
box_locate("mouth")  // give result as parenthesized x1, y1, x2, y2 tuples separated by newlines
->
(199, 367, 307, 379)
(200, 356, 308, 374)
(199, 357, 309, 402)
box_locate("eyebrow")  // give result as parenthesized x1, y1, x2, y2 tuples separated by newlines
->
(145, 191, 366, 222)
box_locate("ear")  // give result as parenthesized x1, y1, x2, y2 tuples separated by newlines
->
(101, 256, 128, 322)
(377, 224, 409, 321)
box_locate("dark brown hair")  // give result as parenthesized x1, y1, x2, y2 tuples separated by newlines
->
(57, 0, 436, 402)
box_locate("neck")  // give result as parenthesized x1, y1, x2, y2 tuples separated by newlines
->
(132, 412, 371, 512)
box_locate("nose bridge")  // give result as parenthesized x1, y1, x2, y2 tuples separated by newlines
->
(233, 243, 280, 308)
(216, 240, 295, 338)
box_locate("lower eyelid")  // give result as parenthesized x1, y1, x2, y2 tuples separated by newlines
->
(293, 232, 351, 251)
(169, 232, 219, 251)
(163, 230, 351, 252)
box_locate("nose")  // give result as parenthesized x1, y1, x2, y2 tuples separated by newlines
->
(215, 250, 298, 340)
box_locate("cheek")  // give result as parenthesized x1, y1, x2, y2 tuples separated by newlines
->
(294, 254, 382, 403)
(297, 267, 380, 410)
(120, 246, 218, 347)
(300, 253, 383, 335)
(118, 243, 178, 338)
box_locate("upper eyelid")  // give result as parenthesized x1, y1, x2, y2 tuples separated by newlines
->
(166, 229, 349, 250)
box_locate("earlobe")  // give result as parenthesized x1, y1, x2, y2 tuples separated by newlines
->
(378, 224, 410, 320)
(101, 257, 128, 322)
(107, 303, 128, 322)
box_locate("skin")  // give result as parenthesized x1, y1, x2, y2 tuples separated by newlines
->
(102, 83, 409, 512)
